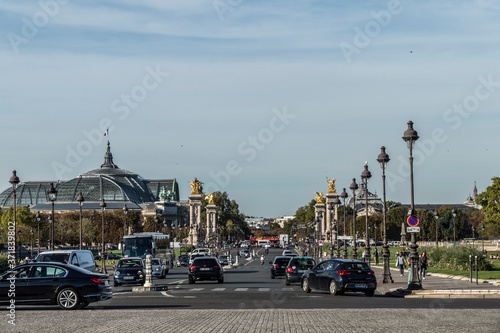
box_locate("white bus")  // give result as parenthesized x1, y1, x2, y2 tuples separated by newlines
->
(257, 240, 271, 247)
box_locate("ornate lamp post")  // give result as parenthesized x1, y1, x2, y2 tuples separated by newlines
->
(76, 192, 85, 250)
(402, 120, 421, 290)
(30, 229, 34, 258)
(36, 211, 41, 255)
(349, 178, 358, 260)
(434, 211, 439, 248)
(481, 224, 485, 254)
(48, 214, 53, 251)
(47, 183, 57, 251)
(18, 230, 22, 261)
(377, 146, 392, 283)
(332, 196, 341, 257)
(452, 208, 457, 245)
(9, 170, 20, 264)
(361, 163, 372, 266)
(100, 199, 107, 274)
(123, 204, 128, 236)
(154, 215, 158, 233)
(340, 188, 348, 259)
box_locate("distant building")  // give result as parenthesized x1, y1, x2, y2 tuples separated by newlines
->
(464, 181, 481, 209)
(346, 183, 383, 216)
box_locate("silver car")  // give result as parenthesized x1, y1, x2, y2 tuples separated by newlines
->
(143, 258, 167, 278)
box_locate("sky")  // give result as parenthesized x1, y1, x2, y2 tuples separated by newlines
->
(1, 0, 500, 218)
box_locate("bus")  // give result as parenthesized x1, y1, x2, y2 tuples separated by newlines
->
(123, 232, 170, 259)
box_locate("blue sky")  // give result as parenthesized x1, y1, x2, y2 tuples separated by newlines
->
(1, 0, 500, 217)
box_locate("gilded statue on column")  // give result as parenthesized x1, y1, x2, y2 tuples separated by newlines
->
(205, 193, 215, 205)
(190, 177, 203, 195)
(326, 177, 336, 194)
(314, 192, 325, 203)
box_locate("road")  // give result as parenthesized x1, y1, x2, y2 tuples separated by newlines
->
(4, 247, 500, 332)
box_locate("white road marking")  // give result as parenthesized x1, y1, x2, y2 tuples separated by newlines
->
(190, 288, 204, 291)
(212, 288, 226, 291)
(282, 288, 294, 291)
(235, 288, 248, 291)
(258, 288, 270, 292)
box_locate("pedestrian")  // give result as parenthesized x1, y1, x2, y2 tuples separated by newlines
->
(373, 248, 379, 265)
(421, 251, 428, 280)
(406, 256, 412, 284)
(362, 250, 366, 262)
(397, 252, 405, 276)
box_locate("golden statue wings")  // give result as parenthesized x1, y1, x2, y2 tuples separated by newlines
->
(314, 192, 324, 203)
(326, 177, 337, 194)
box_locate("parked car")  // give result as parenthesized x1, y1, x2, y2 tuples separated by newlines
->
(36, 250, 96, 273)
(301, 259, 377, 296)
(188, 257, 223, 284)
(176, 254, 189, 267)
(285, 257, 316, 285)
(113, 257, 145, 287)
(239, 249, 251, 258)
(270, 256, 291, 279)
(0, 262, 112, 310)
(107, 253, 121, 260)
(143, 258, 167, 278)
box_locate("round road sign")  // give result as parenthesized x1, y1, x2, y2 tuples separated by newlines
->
(407, 216, 419, 227)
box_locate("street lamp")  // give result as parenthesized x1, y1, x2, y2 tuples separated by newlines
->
(481, 224, 485, 255)
(100, 199, 107, 274)
(350, 178, 358, 259)
(36, 211, 41, 255)
(18, 230, 22, 261)
(30, 229, 34, 258)
(402, 120, 421, 290)
(340, 188, 348, 259)
(46, 182, 57, 251)
(331, 196, 341, 257)
(123, 204, 128, 236)
(361, 163, 372, 266)
(76, 192, 85, 250)
(452, 208, 457, 245)
(434, 211, 439, 248)
(377, 146, 392, 283)
(154, 215, 158, 233)
(9, 170, 20, 265)
(48, 214, 53, 251)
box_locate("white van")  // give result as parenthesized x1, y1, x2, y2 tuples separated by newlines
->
(36, 250, 96, 272)
(257, 240, 271, 247)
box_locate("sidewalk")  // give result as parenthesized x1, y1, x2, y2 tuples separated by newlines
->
(372, 265, 500, 298)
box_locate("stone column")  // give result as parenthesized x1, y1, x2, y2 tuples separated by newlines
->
(314, 203, 326, 238)
(325, 193, 339, 254)
(189, 194, 202, 246)
(206, 204, 218, 245)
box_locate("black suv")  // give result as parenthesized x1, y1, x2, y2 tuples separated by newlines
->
(188, 257, 223, 284)
(285, 256, 316, 285)
(270, 256, 291, 279)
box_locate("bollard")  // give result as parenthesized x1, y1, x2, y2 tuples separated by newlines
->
(229, 252, 233, 266)
(475, 256, 478, 285)
(469, 255, 472, 283)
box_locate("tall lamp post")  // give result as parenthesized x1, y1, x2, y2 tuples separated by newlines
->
(36, 211, 41, 255)
(30, 229, 33, 258)
(340, 188, 348, 259)
(100, 199, 107, 274)
(402, 120, 421, 290)
(9, 170, 20, 264)
(434, 211, 439, 248)
(123, 204, 128, 236)
(481, 224, 485, 255)
(361, 163, 372, 266)
(76, 192, 85, 250)
(48, 214, 53, 251)
(377, 146, 392, 283)
(18, 230, 22, 261)
(350, 178, 358, 260)
(452, 208, 457, 245)
(47, 183, 57, 251)
(331, 196, 341, 257)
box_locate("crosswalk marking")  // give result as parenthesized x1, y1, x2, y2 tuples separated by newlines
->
(282, 288, 294, 292)
(212, 288, 226, 291)
(258, 288, 270, 292)
(235, 288, 248, 291)
(174, 287, 298, 292)
(190, 288, 204, 291)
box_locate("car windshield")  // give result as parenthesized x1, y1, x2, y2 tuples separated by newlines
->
(342, 262, 370, 271)
(290, 258, 316, 268)
(193, 259, 217, 266)
(36, 253, 70, 263)
(219, 255, 228, 259)
(118, 259, 143, 268)
(150, 259, 161, 265)
(274, 258, 291, 265)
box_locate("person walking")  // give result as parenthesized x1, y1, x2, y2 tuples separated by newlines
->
(397, 252, 405, 276)
(373, 248, 379, 265)
(421, 251, 428, 280)
(406, 256, 412, 285)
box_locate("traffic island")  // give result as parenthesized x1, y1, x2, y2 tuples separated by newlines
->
(132, 254, 168, 292)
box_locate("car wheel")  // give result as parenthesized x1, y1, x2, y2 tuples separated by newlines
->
(218, 277, 224, 283)
(302, 278, 311, 293)
(365, 290, 375, 297)
(271, 274, 275, 279)
(113, 282, 121, 287)
(329, 280, 339, 295)
(57, 288, 81, 310)
(188, 277, 194, 284)
(285, 278, 290, 286)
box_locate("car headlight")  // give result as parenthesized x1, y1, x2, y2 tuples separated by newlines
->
(155, 268, 159, 271)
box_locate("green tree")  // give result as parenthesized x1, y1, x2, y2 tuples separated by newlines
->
(475, 177, 500, 237)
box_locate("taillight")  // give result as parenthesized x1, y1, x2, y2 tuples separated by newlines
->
(337, 270, 352, 276)
(286, 267, 293, 273)
(91, 277, 105, 284)
(368, 270, 375, 275)
(273, 264, 278, 268)
(189, 265, 196, 271)
(214, 265, 220, 270)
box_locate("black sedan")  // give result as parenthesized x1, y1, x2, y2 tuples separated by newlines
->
(301, 259, 377, 296)
(285, 256, 316, 285)
(188, 257, 223, 284)
(113, 258, 145, 287)
(0, 262, 112, 310)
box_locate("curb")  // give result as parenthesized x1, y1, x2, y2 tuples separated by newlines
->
(386, 288, 500, 298)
